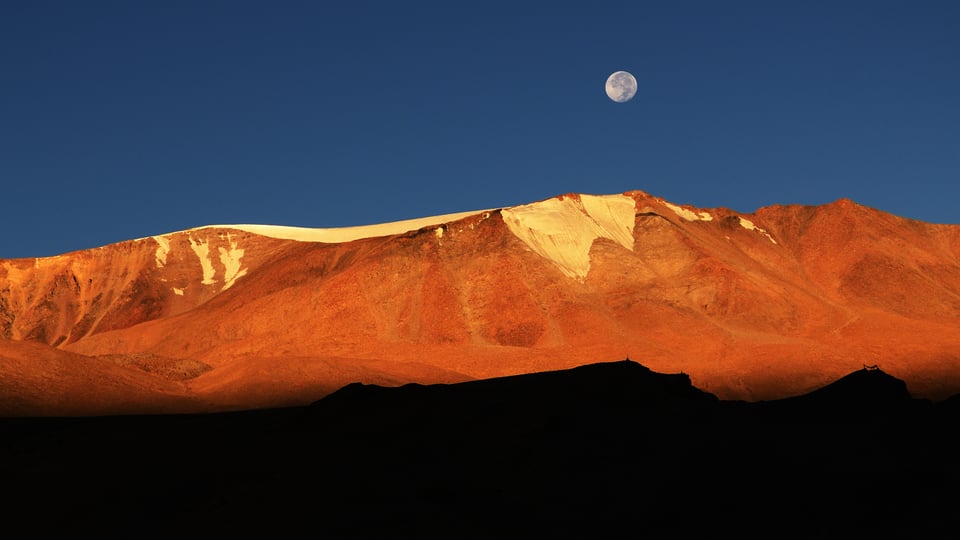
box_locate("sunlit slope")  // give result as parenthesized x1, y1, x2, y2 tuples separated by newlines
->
(2, 190, 959, 414)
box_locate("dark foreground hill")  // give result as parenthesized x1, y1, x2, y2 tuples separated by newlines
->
(2, 360, 958, 538)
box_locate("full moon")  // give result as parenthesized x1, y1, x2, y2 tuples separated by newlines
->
(605, 71, 637, 103)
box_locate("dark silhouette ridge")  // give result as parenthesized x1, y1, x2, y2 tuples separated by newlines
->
(1, 359, 958, 538)
(739, 366, 934, 422)
(791, 366, 912, 403)
(313, 359, 718, 417)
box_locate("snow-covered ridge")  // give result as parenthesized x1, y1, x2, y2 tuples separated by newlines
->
(175, 209, 491, 244)
(149, 195, 637, 281)
(143, 210, 491, 293)
(501, 193, 636, 280)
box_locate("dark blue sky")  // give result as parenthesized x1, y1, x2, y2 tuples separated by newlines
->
(3, 1, 958, 258)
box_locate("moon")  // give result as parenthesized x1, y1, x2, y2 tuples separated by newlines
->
(605, 71, 637, 103)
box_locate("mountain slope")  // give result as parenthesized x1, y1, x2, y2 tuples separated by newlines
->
(2, 190, 959, 414)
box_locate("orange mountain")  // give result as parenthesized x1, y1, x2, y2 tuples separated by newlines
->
(2, 190, 959, 415)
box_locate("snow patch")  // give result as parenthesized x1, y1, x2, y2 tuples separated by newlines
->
(662, 201, 712, 222)
(153, 236, 170, 268)
(738, 217, 777, 244)
(188, 236, 217, 285)
(501, 194, 636, 280)
(172, 287, 184, 296)
(218, 233, 247, 291)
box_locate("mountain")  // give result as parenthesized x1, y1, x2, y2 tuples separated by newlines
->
(2, 190, 959, 415)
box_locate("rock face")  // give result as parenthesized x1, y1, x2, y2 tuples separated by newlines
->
(2, 190, 959, 414)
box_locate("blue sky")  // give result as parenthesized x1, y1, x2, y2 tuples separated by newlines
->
(2, 1, 958, 258)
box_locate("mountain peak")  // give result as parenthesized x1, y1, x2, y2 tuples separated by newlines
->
(501, 193, 636, 279)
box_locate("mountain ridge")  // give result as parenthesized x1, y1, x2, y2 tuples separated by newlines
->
(2, 189, 959, 415)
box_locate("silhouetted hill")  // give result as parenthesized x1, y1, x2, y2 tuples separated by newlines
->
(313, 359, 718, 424)
(741, 366, 933, 422)
(1, 360, 957, 538)
(799, 365, 912, 401)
